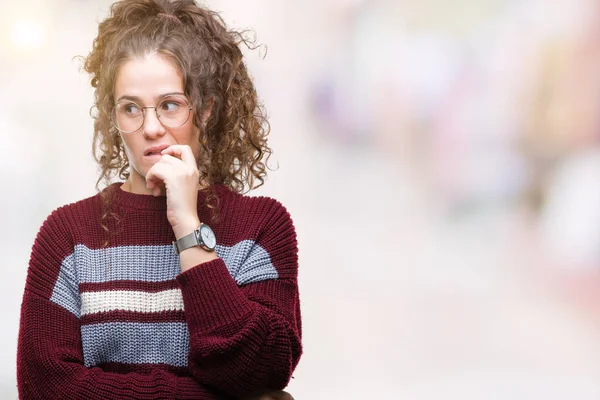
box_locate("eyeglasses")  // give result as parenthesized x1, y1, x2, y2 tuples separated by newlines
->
(111, 94, 193, 134)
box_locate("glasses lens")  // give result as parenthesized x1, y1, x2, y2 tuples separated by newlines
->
(157, 95, 191, 128)
(112, 101, 143, 133)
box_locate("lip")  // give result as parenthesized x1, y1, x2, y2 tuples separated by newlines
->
(144, 144, 171, 157)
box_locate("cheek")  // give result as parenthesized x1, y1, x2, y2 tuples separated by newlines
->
(119, 135, 137, 161)
(176, 124, 202, 157)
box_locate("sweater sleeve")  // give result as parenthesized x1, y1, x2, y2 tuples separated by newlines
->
(17, 210, 222, 400)
(175, 201, 302, 398)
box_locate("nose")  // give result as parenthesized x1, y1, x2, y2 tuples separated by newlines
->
(142, 108, 166, 139)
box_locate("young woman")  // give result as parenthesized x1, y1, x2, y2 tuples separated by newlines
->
(16, 1, 301, 399)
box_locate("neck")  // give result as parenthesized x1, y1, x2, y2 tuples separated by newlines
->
(120, 176, 206, 195)
(120, 177, 165, 196)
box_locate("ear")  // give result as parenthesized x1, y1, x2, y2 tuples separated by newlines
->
(201, 97, 215, 124)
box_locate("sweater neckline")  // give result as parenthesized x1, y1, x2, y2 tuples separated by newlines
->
(105, 182, 231, 210)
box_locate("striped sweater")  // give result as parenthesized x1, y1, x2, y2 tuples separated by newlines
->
(17, 183, 302, 399)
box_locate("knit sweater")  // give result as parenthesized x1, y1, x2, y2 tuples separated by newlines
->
(17, 183, 302, 400)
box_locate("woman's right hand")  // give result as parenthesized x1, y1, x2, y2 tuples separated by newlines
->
(242, 390, 295, 400)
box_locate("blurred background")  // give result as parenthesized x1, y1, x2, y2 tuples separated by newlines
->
(2, 0, 600, 398)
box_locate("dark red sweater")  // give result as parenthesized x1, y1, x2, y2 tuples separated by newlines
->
(17, 183, 302, 399)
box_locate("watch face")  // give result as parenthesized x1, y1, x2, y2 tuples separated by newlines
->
(200, 225, 217, 249)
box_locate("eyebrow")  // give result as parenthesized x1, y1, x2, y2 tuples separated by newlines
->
(115, 92, 186, 103)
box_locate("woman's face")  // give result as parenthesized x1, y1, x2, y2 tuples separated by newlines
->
(113, 52, 201, 192)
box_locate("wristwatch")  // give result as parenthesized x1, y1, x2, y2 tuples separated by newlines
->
(172, 223, 217, 254)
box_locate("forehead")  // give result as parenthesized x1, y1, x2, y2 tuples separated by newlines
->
(114, 52, 184, 101)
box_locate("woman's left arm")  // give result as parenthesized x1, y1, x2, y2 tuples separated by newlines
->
(148, 145, 302, 398)
(175, 204, 302, 398)
(178, 264, 301, 397)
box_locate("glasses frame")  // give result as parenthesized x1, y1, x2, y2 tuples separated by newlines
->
(110, 94, 194, 134)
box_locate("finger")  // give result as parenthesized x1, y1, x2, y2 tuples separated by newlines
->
(158, 153, 185, 167)
(161, 145, 196, 165)
(244, 391, 293, 400)
(145, 163, 170, 188)
(146, 162, 171, 179)
(159, 153, 198, 179)
(274, 391, 294, 400)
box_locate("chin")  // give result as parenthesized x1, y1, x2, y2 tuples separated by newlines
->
(129, 164, 148, 180)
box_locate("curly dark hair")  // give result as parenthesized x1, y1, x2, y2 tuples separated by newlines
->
(82, 0, 272, 237)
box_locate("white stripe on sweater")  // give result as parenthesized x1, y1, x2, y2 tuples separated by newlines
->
(80, 289, 184, 315)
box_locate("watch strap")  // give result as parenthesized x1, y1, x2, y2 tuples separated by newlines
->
(172, 226, 201, 255)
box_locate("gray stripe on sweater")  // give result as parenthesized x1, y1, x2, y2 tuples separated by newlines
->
(80, 322, 190, 367)
(50, 253, 81, 318)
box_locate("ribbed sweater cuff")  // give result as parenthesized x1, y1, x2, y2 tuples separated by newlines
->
(176, 259, 254, 333)
(176, 377, 203, 399)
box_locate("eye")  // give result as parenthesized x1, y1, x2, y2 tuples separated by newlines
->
(159, 100, 182, 113)
(121, 102, 141, 116)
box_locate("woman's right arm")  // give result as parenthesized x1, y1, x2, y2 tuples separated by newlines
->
(17, 210, 217, 400)
(18, 291, 219, 399)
